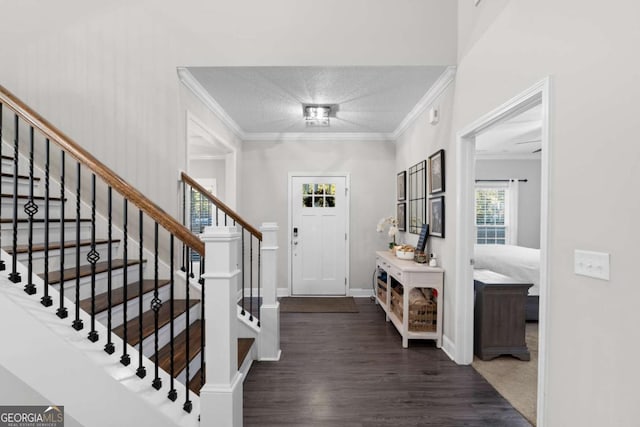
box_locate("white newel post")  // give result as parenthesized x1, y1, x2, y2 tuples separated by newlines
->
(199, 226, 242, 427)
(258, 222, 281, 361)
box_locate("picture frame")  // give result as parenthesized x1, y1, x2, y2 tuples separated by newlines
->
(428, 149, 445, 194)
(428, 196, 445, 238)
(397, 203, 406, 231)
(408, 160, 427, 234)
(397, 171, 406, 201)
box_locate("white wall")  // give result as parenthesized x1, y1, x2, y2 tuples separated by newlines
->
(0, 0, 456, 221)
(454, 1, 640, 425)
(0, 365, 83, 427)
(394, 82, 456, 341)
(240, 140, 396, 292)
(475, 158, 541, 249)
(189, 158, 226, 200)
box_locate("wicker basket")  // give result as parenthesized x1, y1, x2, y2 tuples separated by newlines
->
(376, 279, 388, 303)
(390, 286, 403, 320)
(389, 285, 437, 331)
(409, 299, 437, 332)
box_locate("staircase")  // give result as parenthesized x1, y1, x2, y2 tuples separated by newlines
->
(0, 85, 280, 426)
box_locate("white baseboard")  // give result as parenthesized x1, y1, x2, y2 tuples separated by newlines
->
(277, 288, 289, 298)
(442, 334, 457, 363)
(348, 288, 374, 298)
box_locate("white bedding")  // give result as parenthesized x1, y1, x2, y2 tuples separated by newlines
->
(474, 245, 540, 295)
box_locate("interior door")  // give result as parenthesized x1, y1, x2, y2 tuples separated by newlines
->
(291, 176, 347, 295)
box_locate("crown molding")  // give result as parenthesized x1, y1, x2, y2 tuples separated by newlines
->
(475, 152, 542, 161)
(242, 132, 395, 143)
(177, 67, 246, 140)
(393, 66, 457, 139)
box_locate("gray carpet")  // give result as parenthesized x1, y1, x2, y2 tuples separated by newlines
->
(279, 297, 359, 313)
(472, 322, 538, 426)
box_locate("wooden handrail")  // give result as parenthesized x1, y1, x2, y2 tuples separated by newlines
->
(181, 172, 262, 241)
(0, 84, 204, 255)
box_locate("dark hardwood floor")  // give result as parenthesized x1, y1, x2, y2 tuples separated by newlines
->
(243, 297, 530, 426)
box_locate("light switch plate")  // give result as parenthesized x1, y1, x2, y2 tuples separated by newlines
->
(574, 250, 610, 280)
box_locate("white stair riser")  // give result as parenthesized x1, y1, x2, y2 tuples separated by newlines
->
(1, 197, 62, 219)
(50, 263, 143, 300)
(1, 222, 93, 244)
(15, 242, 119, 274)
(141, 303, 201, 358)
(177, 351, 202, 385)
(1, 177, 32, 195)
(96, 284, 171, 328)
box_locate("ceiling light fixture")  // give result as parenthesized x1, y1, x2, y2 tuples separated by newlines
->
(304, 105, 331, 127)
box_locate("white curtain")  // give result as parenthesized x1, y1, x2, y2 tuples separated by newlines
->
(507, 179, 519, 245)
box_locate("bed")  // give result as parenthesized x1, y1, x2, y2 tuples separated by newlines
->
(474, 244, 540, 321)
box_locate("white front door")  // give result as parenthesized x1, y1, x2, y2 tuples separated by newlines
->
(291, 175, 348, 295)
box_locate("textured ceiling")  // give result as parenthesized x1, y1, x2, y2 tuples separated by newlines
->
(187, 66, 448, 134)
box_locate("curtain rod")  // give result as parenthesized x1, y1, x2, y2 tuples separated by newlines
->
(475, 179, 528, 183)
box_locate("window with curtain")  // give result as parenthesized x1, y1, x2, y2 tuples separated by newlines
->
(475, 181, 518, 245)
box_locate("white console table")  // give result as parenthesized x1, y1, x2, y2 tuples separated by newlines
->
(375, 251, 444, 348)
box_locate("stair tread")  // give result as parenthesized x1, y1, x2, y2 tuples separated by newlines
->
(40, 258, 145, 285)
(6, 238, 118, 254)
(0, 218, 91, 223)
(1, 193, 63, 200)
(187, 338, 255, 395)
(79, 279, 170, 314)
(112, 299, 200, 347)
(1, 172, 40, 181)
(151, 319, 202, 376)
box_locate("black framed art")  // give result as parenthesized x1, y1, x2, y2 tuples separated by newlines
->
(408, 160, 427, 234)
(428, 195, 445, 238)
(397, 203, 406, 231)
(397, 171, 406, 201)
(428, 149, 445, 194)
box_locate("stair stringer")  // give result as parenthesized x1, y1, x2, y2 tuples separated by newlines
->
(0, 252, 200, 427)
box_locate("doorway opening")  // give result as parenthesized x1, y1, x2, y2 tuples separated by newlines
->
(455, 78, 551, 425)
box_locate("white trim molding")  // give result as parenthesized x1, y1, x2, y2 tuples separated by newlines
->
(242, 132, 395, 143)
(348, 288, 374, 298)
(454, 77, 552, 426)
(178, 67, 245, 140)
(393, 66, 457, 138)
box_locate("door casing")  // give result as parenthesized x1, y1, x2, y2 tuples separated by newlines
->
(287, 172, 350, 297)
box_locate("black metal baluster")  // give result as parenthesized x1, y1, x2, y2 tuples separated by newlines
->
(87, 174, 99, 342)
(240, 229, 245, 315)
(257, 239, 261, 327)
(183, 247, 192, 413)
(167, 234, 177, 401)
(40, 140, 52, 306)
(181, 181, 186, 272)
(136, 209, 146, 378)
(189, 187, 194, 278)
(9, 114, 21, 283)
(215, 206, 219, 226)
(151, 222, 162, 390)
(56, 151, 68, 319)
(249, 234, 253, 321)
(120, 199, 131, 366)
(0, 103, 4, 271)
(224, 213, 227, 227)
(23, 126, 37, 294)
(72, 163, 83, 331)
(104, 187, 115, 354)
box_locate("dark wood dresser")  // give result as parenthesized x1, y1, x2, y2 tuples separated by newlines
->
(473, 269, 532, 361)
